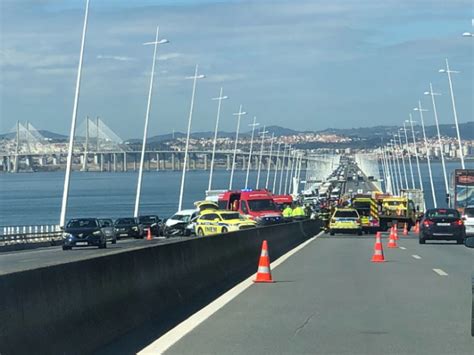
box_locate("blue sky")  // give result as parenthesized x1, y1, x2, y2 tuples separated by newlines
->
(0, 0, 472, 139)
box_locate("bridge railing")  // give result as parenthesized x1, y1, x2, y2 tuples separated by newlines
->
(0, 224, 63, 246)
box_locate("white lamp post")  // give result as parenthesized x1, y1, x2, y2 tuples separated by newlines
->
(397, 130, 409, 190)
(272, 141, 281, 192)
(256, 126, 269, 189)
(284, 148, 293, 195)
(439, 59, 465, 169)
(208, 87, 228, 191)
(60, 0, 90, 227)
(265, 133, 275, 189)
(392, 136, 405, 191)
(279, 145, 289, 194)
(134, 27, 169, 218)
(414, 101, 436, 208)
(178, 65, 205, 212)
(245, 117, 259, 189)
(424, 83, 449, 198)
(229, 105, 247, 190)
(403, 120, 415, 189)
(409, 115, 424, 194)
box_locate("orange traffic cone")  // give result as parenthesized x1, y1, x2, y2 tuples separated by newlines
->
(414, 221, 419, 234)
(392, 225, 399, 240)
(254, 240, 274, 283)
(387, 233, 398, 248)
(403, 223, 408, 236)
(146, 227, 152, 241)
(371, 232, 385, 263)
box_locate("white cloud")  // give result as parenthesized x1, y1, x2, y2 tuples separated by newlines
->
(157, 52, 182, 61)
(96, 54, 135, 61)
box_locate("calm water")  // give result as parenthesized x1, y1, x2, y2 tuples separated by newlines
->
(0, 161, 472, 226)
(0, 169, 277, 226)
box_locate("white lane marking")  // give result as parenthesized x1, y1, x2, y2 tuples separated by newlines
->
(399, 246, 406, 250)
(433, 268, 448, 276)
(411, 254, 421, 259)
(138, 231, 324, 355)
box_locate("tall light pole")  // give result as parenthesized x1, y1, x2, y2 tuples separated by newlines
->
(392, 137, 404, 191)
(388, 142, 400, 195)
(265, 133, 275, 189)
(284, 148, 292, 194)
(424, 83, 449, 198)
(60, 0, 90, 227)
(279, 145, 289, 194)
(245, 117, 259, 189)
(208, 87, 228, 191)
(397, 130, 409, 190)
(272, 141, 281, 192)
(409, 115, 424, 194)
(134, 26, 169, 218)
(178, 65, 205, 211)
(286, 150, 296, 194)
(256, 126, 268, 189)
(229, 105, 247, 190)
(414, 101, 436, 208)
(439, 59, 464, 169)
(403, 120, 415, 189)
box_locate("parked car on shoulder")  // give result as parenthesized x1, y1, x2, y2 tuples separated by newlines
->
(114, 217, 144, 239)
(62, 218, 107, 250)
(98, 218, 116, 244)
(419, 208, 465, 244)
(138, 215, 162, 236)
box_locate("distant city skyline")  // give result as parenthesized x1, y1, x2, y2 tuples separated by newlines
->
(0, 0, 472, 138)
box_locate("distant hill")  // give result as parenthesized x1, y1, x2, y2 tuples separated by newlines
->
(2, 123, 472, 146)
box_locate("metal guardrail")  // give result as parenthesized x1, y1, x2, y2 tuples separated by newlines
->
(1, 225, 63, 246)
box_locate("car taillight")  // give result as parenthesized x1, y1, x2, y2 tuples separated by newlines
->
(452, 219, 463, 226)
(423, 220, 434, 227)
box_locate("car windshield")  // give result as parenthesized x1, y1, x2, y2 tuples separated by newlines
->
(247, 199, 276, 211)
(464, 208, 474, 217)
(115, 218, 136, 225)
(221, 213, 241, 220)
(335, 210, 358, 218)
(139, 216, 158, 223)
(67, 219, 97, 228)
(171, 214, 191, 222)
(426, 209, 460, 218)
(99, 220, 112, 227)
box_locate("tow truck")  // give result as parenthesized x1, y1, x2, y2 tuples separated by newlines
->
(378, 195, 417, 231)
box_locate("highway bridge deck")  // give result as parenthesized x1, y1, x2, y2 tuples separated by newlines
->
(139, 232, 473, 355)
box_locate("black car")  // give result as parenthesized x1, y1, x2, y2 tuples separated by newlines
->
(419, 208, 466, 244)
(138, 215, 162, 236)
(62, 218, 107, 250)
(98, 218, 117, 244)
(465, 237, 474, 336)
(114, 218, 144, 239)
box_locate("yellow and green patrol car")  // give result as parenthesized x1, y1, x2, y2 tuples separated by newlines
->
(194, 209, 257, 236)
(328, 207, 362, 235)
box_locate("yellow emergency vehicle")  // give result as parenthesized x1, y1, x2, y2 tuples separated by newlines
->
(328, 207, 362, 236)
(352, 196, 380, 234)
(194, 209, 257, 236)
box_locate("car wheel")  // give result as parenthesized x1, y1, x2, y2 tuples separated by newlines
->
(330, 231, 335, 236)
(62, 245, 71, 251)
(357, 230, 362, 236)
(457, 239, 463, 245)
(419, 238, 425, 244)
(197, 228, 204, 236)
(221, 227, 228, 234)
(111, 238, 117, 244)
(99, 242, 107, 249)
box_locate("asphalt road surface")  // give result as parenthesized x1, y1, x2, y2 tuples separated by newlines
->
(0, 237, 187, 276)
(146, 231, 473, 355)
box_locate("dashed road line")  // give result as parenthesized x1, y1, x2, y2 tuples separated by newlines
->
(138, 231, 324, 355)
(399, 246, 406, 250)
(411, 254, 421, 259)
(433, 268, 448, 276)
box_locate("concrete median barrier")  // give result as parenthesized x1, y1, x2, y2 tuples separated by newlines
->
(0, 220, 321, 355)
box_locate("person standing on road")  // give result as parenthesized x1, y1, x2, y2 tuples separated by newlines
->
(283, 204, 293, 219)
(292, 204, 306, 219)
